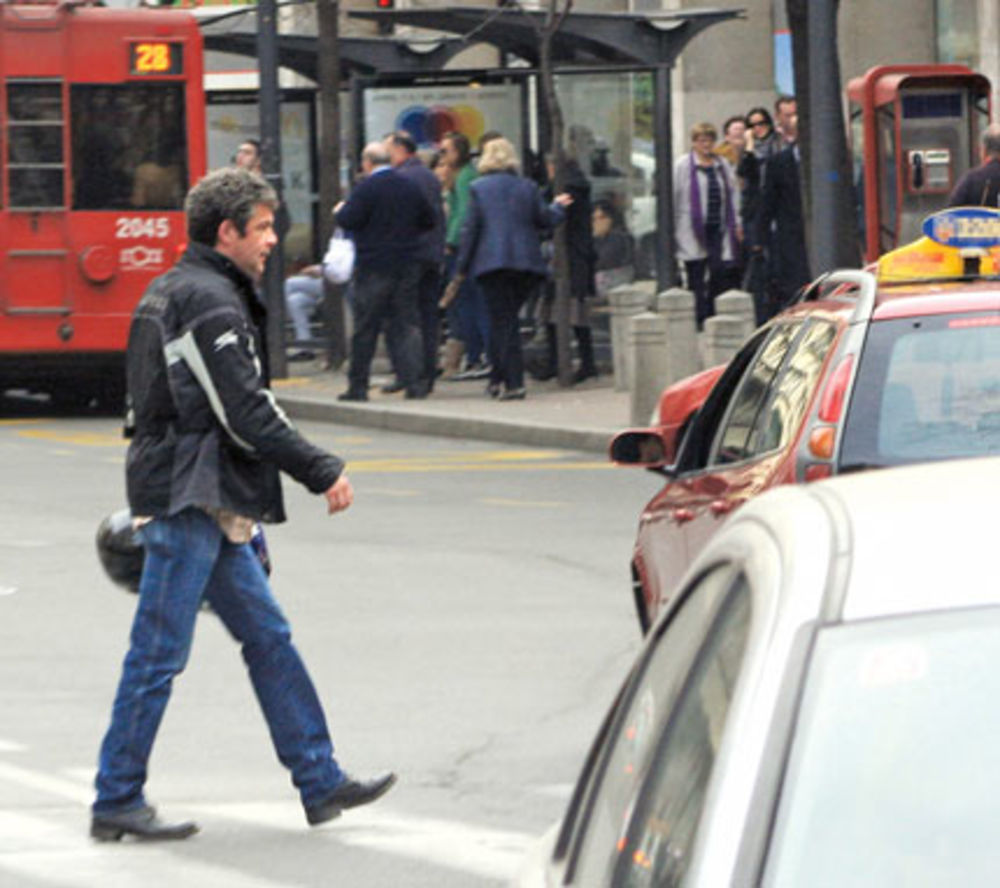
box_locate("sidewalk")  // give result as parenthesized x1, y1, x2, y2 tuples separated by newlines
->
(272, 359, 633, 454)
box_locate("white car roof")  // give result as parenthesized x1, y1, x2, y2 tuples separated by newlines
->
(727, 456, 1000, 623)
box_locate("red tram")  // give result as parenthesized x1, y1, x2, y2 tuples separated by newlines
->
(0, 1, 205, 406)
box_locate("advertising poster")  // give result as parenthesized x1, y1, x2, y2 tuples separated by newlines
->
(363, 84, 523, 151)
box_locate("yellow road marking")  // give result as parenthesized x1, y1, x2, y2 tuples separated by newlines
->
(0, 419, 45, 427)
(480, 497, 566, 508)
(8, 429, 609, 472)
(16, 429, 125, 447)
(348, 460, 608, 473)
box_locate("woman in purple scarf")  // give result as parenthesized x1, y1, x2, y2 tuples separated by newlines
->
(673, 122, 742, 329)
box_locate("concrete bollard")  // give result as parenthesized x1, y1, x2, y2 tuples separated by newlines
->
(702, 313, 748, 367)
(714, 289, 757, 341)
(627, 312, 672, 426)
(609, 280, 656, 391)
(654, 287, 700, 384)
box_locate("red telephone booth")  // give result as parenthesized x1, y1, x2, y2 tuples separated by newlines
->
(847, 65, 991, 263)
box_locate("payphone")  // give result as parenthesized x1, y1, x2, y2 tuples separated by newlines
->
(847, 64, 991, 262)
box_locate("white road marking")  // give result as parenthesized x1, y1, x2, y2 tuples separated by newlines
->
(0, 762, 91, 806)
(0, 739, 26, 753)
(0, 586, 17, 597)
(190, 801, 533, 880)
(0, 761, 535, 882)
(0, 811, 294, 888)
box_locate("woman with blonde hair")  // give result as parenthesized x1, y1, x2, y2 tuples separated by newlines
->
(445, 138, 572, 400)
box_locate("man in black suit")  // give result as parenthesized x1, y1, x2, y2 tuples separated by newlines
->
(948, 124, 1000, 208)
(752, 141, 811, 321)
(334, 142, 435, 401)
(385, 132, 446, 394)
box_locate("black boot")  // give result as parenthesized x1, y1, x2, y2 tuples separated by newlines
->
(530, 323, 558, 381)
(572, 325, 597, 384)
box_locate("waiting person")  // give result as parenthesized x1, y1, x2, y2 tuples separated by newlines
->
(440, 131, 490, 380)
(90, 167, 395, 842)
(674, 122, 742, 329)
(334, 142, 435, 401)
(775, 95, 798, 146)
(385, 131, 446, 394)
(752, 134, 810, 317)
(233, 138, 262, 174)
(284, 266, 324, 360)
(592, 199, 635, 299)
(948, 123, 1000, 207)
(715, 115, 747, 168)
(445, 137, 572, 401)
(536, 154, 598, 384)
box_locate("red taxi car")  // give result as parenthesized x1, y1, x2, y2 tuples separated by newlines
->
(614, 207, 1000, 632)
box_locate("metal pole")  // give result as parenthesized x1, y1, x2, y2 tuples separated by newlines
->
(653, 64, 677, 291)
(808, 0, 839, 275)
(257, 0, 287, 379)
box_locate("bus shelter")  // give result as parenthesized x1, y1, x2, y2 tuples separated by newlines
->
(203, 6, 742, 289)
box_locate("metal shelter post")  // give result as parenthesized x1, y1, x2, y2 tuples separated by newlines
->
(257, 0, 287, 379)
(654, 64, 678, 291)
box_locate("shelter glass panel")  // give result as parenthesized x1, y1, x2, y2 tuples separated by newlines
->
(555, 70, 655, 280)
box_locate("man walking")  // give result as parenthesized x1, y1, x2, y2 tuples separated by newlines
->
(386, 131, 446, 394)
(335, 142, 435, 401)
(91, 167, 395, 841)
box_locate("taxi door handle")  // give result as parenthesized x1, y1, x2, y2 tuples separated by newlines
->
(671, 508, 695, 524)
(710, 500, 734, 517)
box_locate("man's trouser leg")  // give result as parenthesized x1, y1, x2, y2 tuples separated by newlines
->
(205, 538, 343, 806)
(347, 268, 393, 394)
(94, 510, 221, 815)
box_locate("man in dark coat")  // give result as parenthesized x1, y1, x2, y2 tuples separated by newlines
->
(752, 143, 811, 318)
(334, 141, 435, 401)
(91, 167, 395, 842)
(386, 131, 446, 393)
(948, 124, 1000, 208)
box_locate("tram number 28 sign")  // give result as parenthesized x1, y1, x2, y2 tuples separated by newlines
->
(129, 42, 183, 76)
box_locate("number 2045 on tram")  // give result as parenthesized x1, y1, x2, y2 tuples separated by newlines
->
(0, 1, 206, 408)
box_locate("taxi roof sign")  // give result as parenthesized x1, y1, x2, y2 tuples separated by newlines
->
(878, 208, 1000, 282)
(923, 207, 1000, 248)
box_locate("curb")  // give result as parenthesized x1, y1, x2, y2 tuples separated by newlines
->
(277, 394, 615, 454)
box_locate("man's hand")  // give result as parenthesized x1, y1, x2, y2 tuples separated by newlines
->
(324, 475, 354, 514)
(554, 192, 574, 207)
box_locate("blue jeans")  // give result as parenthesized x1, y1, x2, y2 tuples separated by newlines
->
(93, 509, 343, 814)
(444, 253, 490, 366)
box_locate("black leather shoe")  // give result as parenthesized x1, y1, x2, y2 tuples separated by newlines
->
(90, 805, 199, 842)
(380, 380, 405, 394)
(305, 772, 397, 826)
(337, 389, 369, 402)
(404, 383, 429, 399)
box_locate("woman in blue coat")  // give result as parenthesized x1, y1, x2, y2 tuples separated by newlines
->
(446, 138, 572, 400)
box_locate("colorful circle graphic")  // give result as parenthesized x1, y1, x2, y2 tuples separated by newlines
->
(395, 104, 485, 147)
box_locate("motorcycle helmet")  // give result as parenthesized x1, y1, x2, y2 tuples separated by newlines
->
(95, 508, 144, 593)
(96, 510, 273, 595)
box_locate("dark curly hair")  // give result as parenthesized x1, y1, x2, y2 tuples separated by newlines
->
(185, 167, 277, 247)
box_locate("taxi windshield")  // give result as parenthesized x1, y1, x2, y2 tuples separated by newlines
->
(763, 610, 1000, 886)
(839, 312, 1000, 468)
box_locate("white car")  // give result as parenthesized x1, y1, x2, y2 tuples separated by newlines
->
(517, 457, 1000, 887)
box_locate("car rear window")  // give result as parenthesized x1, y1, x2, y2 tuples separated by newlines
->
(840, 313, 1000, 468)
(763, 609, 1000, 886)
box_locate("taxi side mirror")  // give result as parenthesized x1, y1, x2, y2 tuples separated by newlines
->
(610, 429, 676, 475)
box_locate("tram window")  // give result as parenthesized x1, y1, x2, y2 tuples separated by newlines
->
(71, 84, 186, 211)
(7, 81, 65, 209)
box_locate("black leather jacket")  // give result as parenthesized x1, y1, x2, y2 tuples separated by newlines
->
(124, 242, 344, 523)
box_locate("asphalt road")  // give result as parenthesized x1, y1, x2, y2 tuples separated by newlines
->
(0, 405, 655, 887)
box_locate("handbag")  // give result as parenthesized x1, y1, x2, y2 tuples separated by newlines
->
(322, 228, 355, 284)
